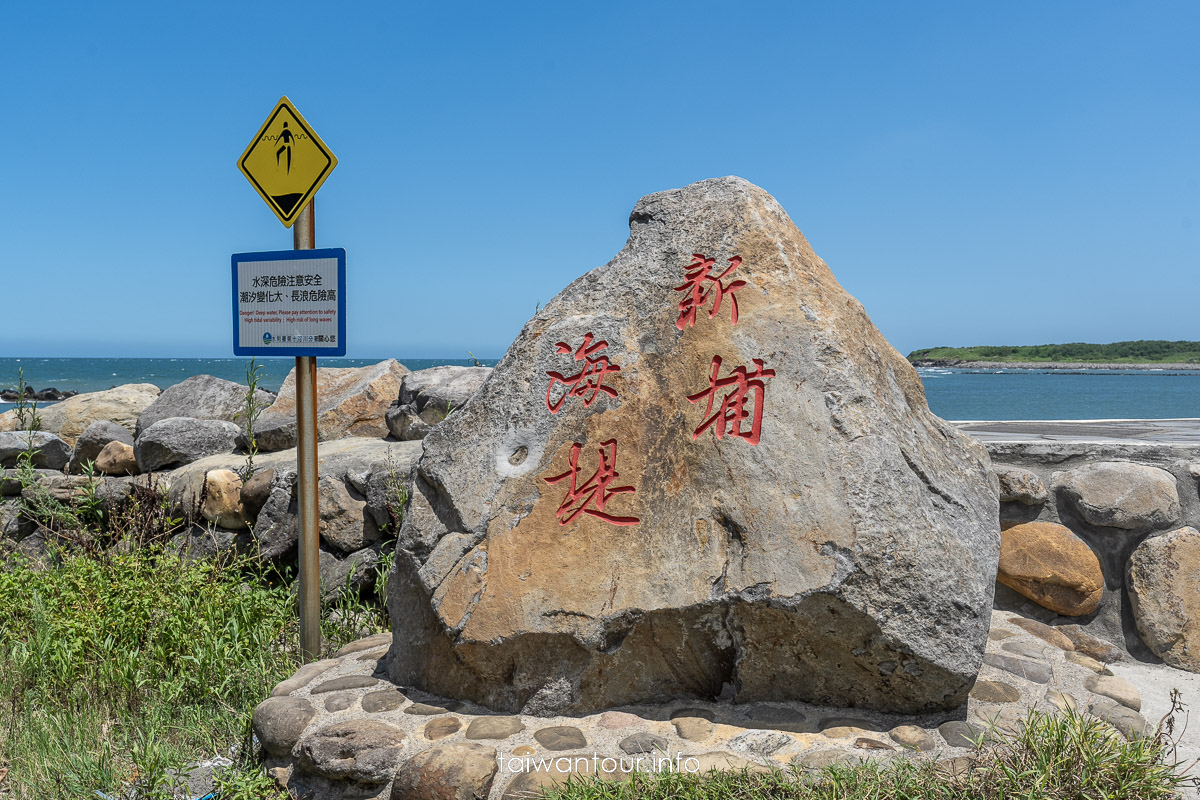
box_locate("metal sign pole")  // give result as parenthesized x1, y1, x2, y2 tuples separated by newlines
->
(293, 199, 321, 659)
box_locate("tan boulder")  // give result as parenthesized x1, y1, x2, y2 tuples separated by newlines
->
(201, 468, 248, 530)
(1127, 526, 1200, 671)
(254, 360, 407, 452)
(998, 521, 1104, 615)
(95, 441, 138, 476)
(0, 384, 160, 447)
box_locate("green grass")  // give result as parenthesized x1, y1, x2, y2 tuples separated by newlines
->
(0, 543, 388, 799)
(544, 709, 1196, 800)
(907, 340, 1200, 364)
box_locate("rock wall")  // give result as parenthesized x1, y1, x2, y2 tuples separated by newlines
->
(986, 441, 1200, 671)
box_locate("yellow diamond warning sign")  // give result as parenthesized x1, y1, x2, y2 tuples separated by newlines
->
(238, 97, 337, 227)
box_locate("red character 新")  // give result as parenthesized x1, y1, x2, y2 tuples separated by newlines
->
(543, 439, 640, 526)
(674, 254, 747, 330)
(546, 333, 621, 413)
(686, 356, 776, 445)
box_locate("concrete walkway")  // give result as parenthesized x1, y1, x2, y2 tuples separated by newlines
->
(954, 419, 1200, 445)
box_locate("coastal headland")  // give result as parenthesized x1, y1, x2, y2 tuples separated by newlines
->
(911, 359, 1200, 371)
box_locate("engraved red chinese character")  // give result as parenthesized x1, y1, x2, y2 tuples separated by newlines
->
(686, 356, 776, 445)
(545, 333, 621, 413)
(674, 254, 747, 330)
(543, 439, 640, 526)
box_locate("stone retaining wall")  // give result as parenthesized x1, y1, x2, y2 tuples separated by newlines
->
(985, 440, 1200, 671)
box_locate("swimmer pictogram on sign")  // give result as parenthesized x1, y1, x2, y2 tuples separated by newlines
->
(238, 97, 338, 227)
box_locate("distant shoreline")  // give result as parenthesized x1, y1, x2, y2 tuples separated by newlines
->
(910, 359, 1200, 371)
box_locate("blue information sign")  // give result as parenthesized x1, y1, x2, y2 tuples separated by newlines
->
(232, 248, 347, 357)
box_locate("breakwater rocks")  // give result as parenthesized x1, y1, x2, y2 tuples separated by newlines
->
(0, 386, 78, 402)
(911, 359, 1200, 371)
(0, 364, 489, 597)
(985, 441, 1200, 673)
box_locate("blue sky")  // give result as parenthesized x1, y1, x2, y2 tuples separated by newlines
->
(2, 2, 1196, 359)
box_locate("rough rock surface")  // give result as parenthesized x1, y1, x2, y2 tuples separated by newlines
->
(253, 696, 317, 757)
(390, 743, 497, 800)
(135, 418, 241, 473)
(297, 719, 406, 783)
(137, 374, 275, 435)
(201, 469, 247, 530)
(0, 431, 72, 470)
(1052, 462, 1180, 530)
(255, 360, 408, 452)
(1127, 527, 1200, 672)
(996, 467, 1047, 506)
(997, 521, 1104, 616)
(69, 420, 135, 473)
(95, 441, 138, 476)
(0, 384, 160, 446)
(387, 177, 1000, 716)
(385, 366, 493, 441)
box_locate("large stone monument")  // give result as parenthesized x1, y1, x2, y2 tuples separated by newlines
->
(386, 177, 999, 716)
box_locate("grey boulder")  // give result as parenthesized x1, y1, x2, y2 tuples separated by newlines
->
(134, 418, 241, 473)
(0, 431, 72, 470)
(137, 374, 275, 436)
(385, 366, 492, 440)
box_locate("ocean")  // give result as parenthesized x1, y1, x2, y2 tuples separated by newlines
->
(1, 359, 1197, 421)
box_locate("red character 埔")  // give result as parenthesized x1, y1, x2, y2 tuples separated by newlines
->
(686, 356, 776, 445)
(543, 439, 640, 526)
(546, 333, 621, 413)
(674, 254, 747, 330)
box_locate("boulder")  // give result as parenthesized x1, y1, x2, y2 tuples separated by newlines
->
(318, 475, 378, 553)
(240, 468, 274, 520)
(320, 545, 381, 602)
(296, 719, 406, 783)
(254, 360, 408, 452)
(201, 469, 247, 530)
(385, 366, 493, 440)
(1127, 526, 1200, 671)
(1052, 462, 1180, 530)
(253, 696, 317, 757)
(95, 441, 138, 476)
(391, 743, 498, 800)
(68, 420, 134, 473)
(0, 384, 160, 446)
(996, 467, 1047, 505)
(0, 431, 72, 470)
(136, 374, 276, 436)
(134, 418, 241, 473)
(386, 177, 1000, 716)
(997, 521, 1104, 616)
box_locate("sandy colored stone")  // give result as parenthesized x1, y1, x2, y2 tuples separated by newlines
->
(324, 694, 355, 712)
(889, 725, 936, 751)
(464, 717, 525, 740)
(424, 717, 462, 740)
(388, 178, 1000, 718)
(335, 632, 393, 657)
(200, 469, 247, 530)
(392, 742, 497, 800)
(533, 726, 587, 751)
(996, 467, 1047, 505)
(1044, 689, 1077, 713)
(1127, 526, 1200, 672)
(970, 680, 1021, 704)
(998, 522, 1103, 615)
(1065, 651, 1111, 674)
(5, 384, 161, 446)
(1057, 625, 1123, 663)
(271, 659, 339, 697)
(1008, 617, 1075, 651)
(1052, 462, 1181, 530)
(598, 711, 643, 729)
(310, 676, 379, 694)
(982, 653, 1052, 683)
(255, 359, 408, 452)
(672, 717, 714, 741)
(854, 737, 894, 751)
(1085, 674, 1141, 711)
(95, 441, 138, 476)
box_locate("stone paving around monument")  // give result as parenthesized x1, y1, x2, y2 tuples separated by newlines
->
(255, 609, 1159, 800)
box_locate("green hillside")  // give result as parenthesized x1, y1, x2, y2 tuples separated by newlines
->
(908, 340, 1200, 364)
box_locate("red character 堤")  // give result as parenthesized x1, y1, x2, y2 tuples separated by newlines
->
(545, 333, 621, 413)
(686, 356, 776, 445)
(543, 439, 640, 526)
(674, 254, 747, 330)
